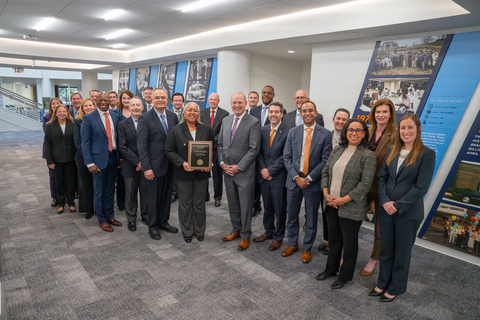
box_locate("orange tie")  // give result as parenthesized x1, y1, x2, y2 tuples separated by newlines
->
(104, 112, 114, 152)
(269, 129, 276, 147)
(302, 128, 313, 175)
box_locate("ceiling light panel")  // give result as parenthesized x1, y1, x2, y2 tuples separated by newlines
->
(181, 0, 228, 13)
(105, 29, 133, 40)
(36, 17, 55, 31)
(104, 9, 124, 20)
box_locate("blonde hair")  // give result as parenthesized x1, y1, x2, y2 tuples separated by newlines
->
(76, 98, 97, 120)
(47, 105, 74, 124)
(386, 114, 424, 167)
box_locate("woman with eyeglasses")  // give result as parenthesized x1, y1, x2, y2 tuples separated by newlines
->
(369, 114, 435, 302)
(316, 119, 376, 289)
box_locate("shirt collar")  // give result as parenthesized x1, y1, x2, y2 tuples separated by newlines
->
(303, 123, 316, 130)
(154, 108, 166, 118)
(270, 122, 281, 131)
(234, 111, 246, 120)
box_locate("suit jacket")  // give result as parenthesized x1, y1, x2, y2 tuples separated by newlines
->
(118, 117, 141, 178)
(200, 107, 229, 156)
(283, 123, 332, 191)
(250, 105, 286, 126)
(218, 113, 261, 178)
(81, 109, 120, 170)
(74, 119, 85, 164)
(137, 109, 179, 177)
(321, 145, 377, 221)
(69, 108, 79, 119)
(44, 120, 76, 165)
(143, 103, 153, 114)
(377, 146, 435, 220)
(283, 110, 324, 128)
(257, 122, 290, 188)
(165, 121, 214, 181)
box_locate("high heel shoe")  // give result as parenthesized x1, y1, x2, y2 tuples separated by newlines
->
(57, 207, 64, 214)
(69, 205, 76, 213)
(380, 292, 396, 302)
(361, 260, 378, 276)
(368, 287, 384, 296)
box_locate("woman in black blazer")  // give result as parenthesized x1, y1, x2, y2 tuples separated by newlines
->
(74, 98, 96, 219)
(369, 114, 435, 302)
(44, 105, 77, 214)
(165, 102, 214, 242)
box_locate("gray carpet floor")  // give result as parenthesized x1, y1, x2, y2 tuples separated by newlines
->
(0, 130, 479, 320)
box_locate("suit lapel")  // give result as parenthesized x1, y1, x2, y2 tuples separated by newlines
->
(308, 124, 320, 156)
(231, 114, 248, 143)
(341, 148, 361, 186)
(269, 123, 284, 154)
(376, 128, 393, 156)
(180, 122, 193, 141)
(151, 110, 167, 137)
(390, 153, 400, 183)
(212, 108, 222, 130)
(94, 109, 108, 138)
(128, 117, 137, 137)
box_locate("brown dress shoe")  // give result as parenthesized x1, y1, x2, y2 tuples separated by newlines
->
(238, 239, 250, 251)
(301, 250, 312, 263)
(253, 234, 273, 242)
(107, 218, 123, 227)
(281, 245, 299, 257)
(269, 240, 283, 251)
(99, 223, 113, 232)
(222, 232, 240, 241)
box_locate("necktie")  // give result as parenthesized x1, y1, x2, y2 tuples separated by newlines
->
(210, 110, 215, 128)
(175, 110, 181, 121)
(302, 128, 313, 175)
(231, 117, 239, 141)
(104, 112, 113, 152)
(134, 119, 138, 131)
(261, 106, 268, 126)
(296, 112, 303, 126)
(160, 113, 168, 135)
(270, 129, 276, 147)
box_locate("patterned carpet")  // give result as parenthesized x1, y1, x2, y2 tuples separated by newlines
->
(0, 130, 479, 320)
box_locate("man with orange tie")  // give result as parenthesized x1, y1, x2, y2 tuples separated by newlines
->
(200, 93, 228, 207)
(81, 92, 123, 232)
(282, 101, 332, 263)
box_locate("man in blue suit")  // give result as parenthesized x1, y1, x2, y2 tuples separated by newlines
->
(253, 102, 290, 251)
(81, 92, 123, 232)
(282, 101, 332, 263)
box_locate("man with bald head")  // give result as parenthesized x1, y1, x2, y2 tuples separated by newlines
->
(200, 93, 229, 207)
(283, 90, 324, 128)
(137, 88, 179, 240)
(218, 92, 261, 251)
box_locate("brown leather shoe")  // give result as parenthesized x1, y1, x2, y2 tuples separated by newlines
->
(222, 232, 240, 241)
(281, 245, 299, 257)
(253, 234, 273, 242)
(99, 223, 113, 232)
(107, 218, 123, 227)
(361, 261, 378, 276)
(269, 240, 283, 251)
(301, 250, 312, 263)
(238, 239, 250, 251)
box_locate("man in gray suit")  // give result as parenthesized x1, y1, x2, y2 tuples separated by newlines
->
(283, 90, 324, 128)
(219, 92, 261, 251)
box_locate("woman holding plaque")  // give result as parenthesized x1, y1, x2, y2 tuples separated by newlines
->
(165, 102, 214, 243)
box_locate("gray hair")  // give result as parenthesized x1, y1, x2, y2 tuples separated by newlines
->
(180, 102, 203, 124)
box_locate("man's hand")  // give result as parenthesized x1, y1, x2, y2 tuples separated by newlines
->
(136, 162, 142, 171)
(383, 201, 397, 215)
(88, 164, 100, 174)
(48, 164, 55, 170)
(118, 159, 122, 169)
(295, 177, 310, 189)
(144, 169, 154, 180)
(229, 165, 239, 175)
(221, 163, 232, 176)
(261, 168, 273, 181)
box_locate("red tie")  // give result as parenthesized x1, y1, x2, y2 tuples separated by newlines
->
(104, 112, 113, 152)
(210, 110, 215, 128)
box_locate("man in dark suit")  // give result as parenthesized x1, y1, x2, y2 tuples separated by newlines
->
(137, 88, 179, 240)
(108, 90, 118, 110)
(253, 102, 290, 251)
(69, 92, 82, 119)
(282, 101, 332, 263)
(117, 96, 148, 232)
(170, 92, 185, 203)
(219, 92, 261, 251)
(142, 87, 154, 113)
(200, 93, 228, 207)
(283, 90, 324, 128)
(81, 92, 123, 232)
(247, 91, 259, 113)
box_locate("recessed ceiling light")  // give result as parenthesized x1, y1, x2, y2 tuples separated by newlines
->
(104, 9, 124, 21)
(105, 29, 132, 40)
(181, 0, 227, 13)
(288, 51, 295, 53)
(36, 17, 55, 32)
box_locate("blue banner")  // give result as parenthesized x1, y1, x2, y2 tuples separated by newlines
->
(149, 65, 159, 88)
(128, 68, 136, 93)
(205, 57, 218, 109)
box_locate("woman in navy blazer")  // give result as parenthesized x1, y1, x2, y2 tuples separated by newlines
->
(370, 114, 435, 302)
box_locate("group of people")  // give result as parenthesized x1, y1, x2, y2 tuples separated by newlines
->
(43, 85, 436, 302)
(446, 223, 480, 254)
(372, 50, 437, 72)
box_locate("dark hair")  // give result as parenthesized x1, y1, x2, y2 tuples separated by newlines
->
(333, 108, 350, 119)
(89, 89, 99, 94)
(300, 100, 316, 111)
(248, 91, 259, 98)
(107, 90, 117, 97)
(401, 87, 408, 94)
(339, 119, 370, 148)
(144, 86, 153, 92)
(263, 85, 274, 93)
(116, 89, 134, 110)
(172, 92, 184, 102)
(269, 101, 284, 114)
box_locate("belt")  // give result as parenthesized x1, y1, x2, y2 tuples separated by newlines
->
(109, 149, 116, 154)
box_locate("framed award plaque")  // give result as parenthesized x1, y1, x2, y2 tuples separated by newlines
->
(188, 141, 212, 170)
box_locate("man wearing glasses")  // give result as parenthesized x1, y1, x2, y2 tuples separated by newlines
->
(283, 90, 324, 128)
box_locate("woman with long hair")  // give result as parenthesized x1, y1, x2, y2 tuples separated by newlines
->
(44, 104, 76, 214)
(369, 114, 435, 302)
(361, 99, 397, 276)
(74, 98, 96, 219)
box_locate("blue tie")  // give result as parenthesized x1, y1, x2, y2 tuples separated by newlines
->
(160, 113, 168, 135)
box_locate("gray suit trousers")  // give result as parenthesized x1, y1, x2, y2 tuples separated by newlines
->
(124, 173, 148, 223)
(177, 178, 208, 238)
(224, 175, 255, 239)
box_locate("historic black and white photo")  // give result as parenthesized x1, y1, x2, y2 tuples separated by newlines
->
(118, 69, 129, 93)
(158, 62, 177, 101)
(135, 66, 150, 100)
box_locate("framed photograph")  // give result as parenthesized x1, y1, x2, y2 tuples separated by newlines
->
(188, 141, 212, 170)
(118, 69, 129, 93)
(158, 62, 177, 101)
(135, 66, 150, 103)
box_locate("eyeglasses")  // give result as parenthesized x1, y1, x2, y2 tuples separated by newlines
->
(294, 96, 307, 100)
(347, 128, 364, 134)
(262, 91, 273, 95)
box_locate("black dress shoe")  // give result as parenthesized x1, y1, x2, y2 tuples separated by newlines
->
(196, 235, 204, 241)
(118, 207, 125, 212)
(149, 230, 161, 240)
(141, 217, 148, 224)
(160, 225, 178, 233)
(128, 221, 137, 232)
(51, 199, 58, 207)
(214, 200, 221, 207)
(331, 279, 348, 289)
(184, 237, 192, 243)
(318, 242, 328, 251)
(368, 288, 384, 296)
(85, 212, 94, 219)
(380, 292, 396, 302)
(69, 205, 76, 213)
(323, 246, 330, 255)
(57, 207, 64, 214)
(315, 272, 333, 281)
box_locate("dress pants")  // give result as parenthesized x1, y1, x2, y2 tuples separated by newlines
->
(324, 206, 362, 281)
(116, 172, 125, 209)
(321, 203, 329, 242)
(260, 181, 287, 242)
(371, 198, 381, 260)
(92, 153, 118, 224)
(224, 175, 254, 239)
(286, 186, 321, 251)
(54, 161, 76, 207)
(177, 178, 208, 237)
(377, 210, 421, 295)
(124, 172, 148, 223)
(77, 163, 94, 213)
(253, 180, 262, 210)
(147, 170, 173, 231)
(206, 156, 223, 200)
(47, 163, 56, 199)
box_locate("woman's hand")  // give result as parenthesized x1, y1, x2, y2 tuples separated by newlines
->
(183, 162, 194, 172)
(327, 196, 339, 209)
(48, 164, 55, 170)
(382, 201, 397, 215)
